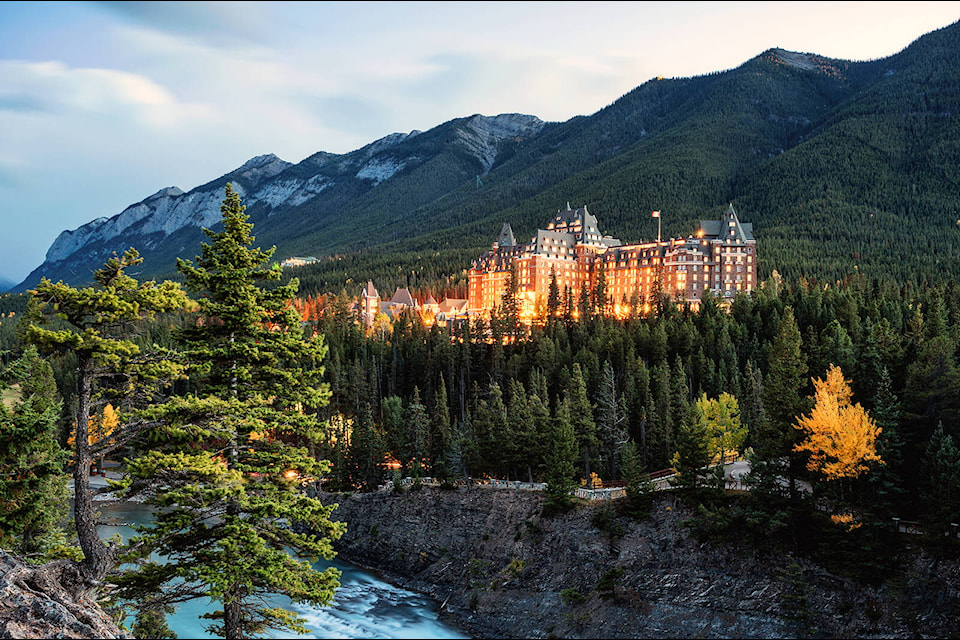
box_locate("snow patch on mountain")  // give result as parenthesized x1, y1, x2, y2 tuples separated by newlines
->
(365, 131, 421, 156)
(287, 175, 330, 207)
(456, 114, 545, 173)
(255, 179, 302, 208)
(356, 157, 406, 184)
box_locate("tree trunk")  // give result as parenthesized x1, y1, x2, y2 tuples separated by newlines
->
(73, 357, 117, 586)
(224, 594, 244, 640)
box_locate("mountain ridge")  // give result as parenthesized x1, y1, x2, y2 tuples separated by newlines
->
(14, 19, 960, 293)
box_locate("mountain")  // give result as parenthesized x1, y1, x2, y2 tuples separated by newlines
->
(15, 20, 960, 294)
(0, 277, 13, 293)
(14, 114, 545, 292)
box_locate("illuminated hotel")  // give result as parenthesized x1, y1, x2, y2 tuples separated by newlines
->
(467, 203, 757, 319)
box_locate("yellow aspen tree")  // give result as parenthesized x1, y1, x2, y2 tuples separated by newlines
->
(794, 365, 882, 480)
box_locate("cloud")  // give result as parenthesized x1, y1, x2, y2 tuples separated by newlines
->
(0, 60, 208, 125)
(94, 0, 274, 48)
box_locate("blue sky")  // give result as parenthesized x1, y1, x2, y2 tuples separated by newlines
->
(1, 1, 959, 286)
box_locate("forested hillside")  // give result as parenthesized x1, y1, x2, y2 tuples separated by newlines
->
(284, 20, 960, 297)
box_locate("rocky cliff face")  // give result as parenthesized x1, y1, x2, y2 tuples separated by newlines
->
(323, 488, 959, 639)
(0, 552, 127, 639)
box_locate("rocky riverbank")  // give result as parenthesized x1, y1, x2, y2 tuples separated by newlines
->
(0, 551, 128, 639)
(321, 486, 960, 639)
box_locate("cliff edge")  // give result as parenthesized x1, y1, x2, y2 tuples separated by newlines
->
(323, 487, 959, 639)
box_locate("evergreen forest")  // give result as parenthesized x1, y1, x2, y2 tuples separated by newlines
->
(2, 182, 960, 637)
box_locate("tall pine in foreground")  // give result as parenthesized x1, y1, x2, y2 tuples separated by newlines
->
(116, 184, 344, 639)
(25, 249, 188, 584)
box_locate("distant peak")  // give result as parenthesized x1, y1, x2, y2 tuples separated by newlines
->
(365, 130, 421, 155)
(145, 186, 184, 201)
(772, 48, 817, 71)
(239, 153, 285, 170)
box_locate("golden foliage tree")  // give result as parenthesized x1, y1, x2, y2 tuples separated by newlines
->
(794, 365, 882, 480)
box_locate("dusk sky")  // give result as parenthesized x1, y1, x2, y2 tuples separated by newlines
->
(2, 1, 959, 286)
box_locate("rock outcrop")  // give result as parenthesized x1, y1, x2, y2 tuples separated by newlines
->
(323, 487, 960, 639)
(0, 552, 127, 639)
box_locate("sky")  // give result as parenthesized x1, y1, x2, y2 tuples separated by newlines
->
(1, 1, 959, 287)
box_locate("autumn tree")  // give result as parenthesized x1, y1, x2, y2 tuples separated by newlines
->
(794, 365, 882, 511)
(698, 393, 747, 467)
(114, 184, 344, 639)
(25, 248, 188, 584)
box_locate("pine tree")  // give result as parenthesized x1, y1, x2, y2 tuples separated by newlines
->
(348, 403, 384, 492)
(596, 361, 628, 481)
(740, 359, 766, 442)
(919, 423, 960, 536)
(621, 440, 654, 517)
(405, 387, 430, 470)
(25, 248, 188, 584)
(566, 363, 597, 481)
(547, 266, 561, 319)
(381, 395, 406, 472)
(759, 306, 808, 497)
(671, 405, 710, 490)
(430, 377, 453, 479)
(0, 346, 69, 556)
(114, 184, 344, 639)
(543, 398, 578, 516)
(505, 378, 533, 481)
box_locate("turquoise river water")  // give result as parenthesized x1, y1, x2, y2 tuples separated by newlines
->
(96, 502, 468, 639)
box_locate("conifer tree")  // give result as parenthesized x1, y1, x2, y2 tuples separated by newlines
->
(547, 267, 561, 319)
(0, 346, 69, 556)
(348, 403, 384, 492)
(759, 306, 808, 497)
(381, 395, 406, 472)
(25, 248, 188, 583)
(596, 361, 628, 480)
(671, 405, 710, 490)
(864, 366, 905, 517)
(740, 359, 766, 439)
(543, 398, 578, 516)
(621, 440, 654, 517)
(115, 184, 344, 639)
(920, 423, 960, 536)
(566, 363, 597, 480)
(405, 387, 430, 470)
(506, 378, 533, 480)
(430, 377, 452, 479)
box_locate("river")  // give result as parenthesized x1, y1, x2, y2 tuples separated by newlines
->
(96, 502, 468, 639)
